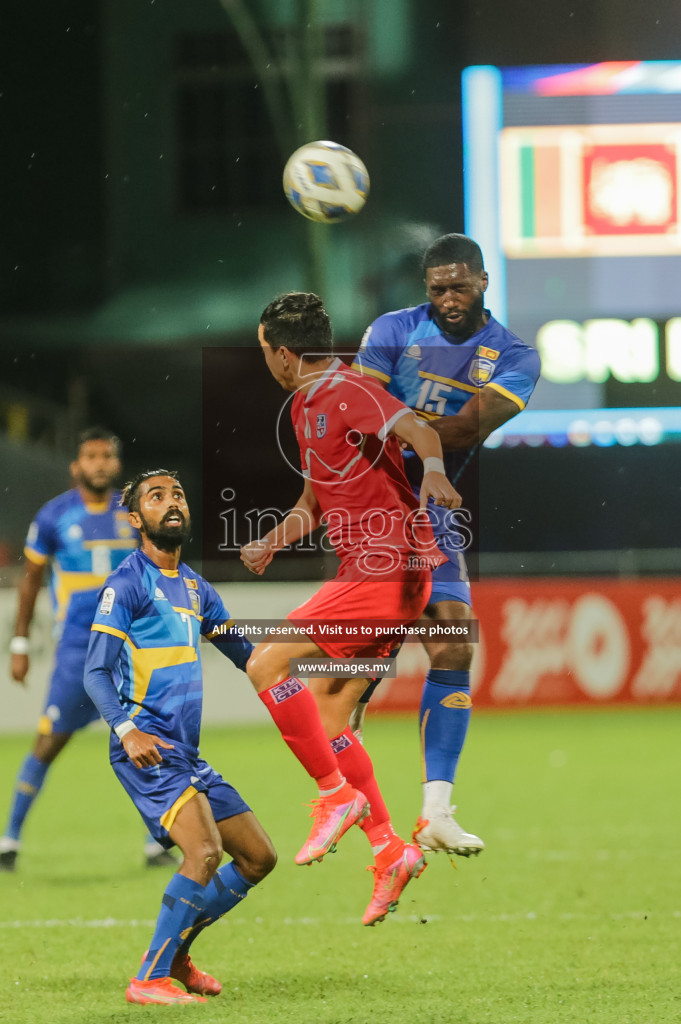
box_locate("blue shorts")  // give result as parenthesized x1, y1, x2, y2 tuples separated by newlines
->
(426, 503, 472, 607)
(39, 641, 100, 736)
(112, 749, 251, 850)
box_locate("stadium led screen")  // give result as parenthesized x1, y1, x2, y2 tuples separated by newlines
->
(462, 61, 681, 448)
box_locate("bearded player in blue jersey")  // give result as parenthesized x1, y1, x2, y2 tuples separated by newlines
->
(0, 428, 173, 870)
(84, 470, 276, 1005)
(349, 233, 540, 857)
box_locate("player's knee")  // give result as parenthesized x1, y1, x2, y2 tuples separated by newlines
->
(255, 838, 278, 880)
(246, 648, 287, 693)
(431, 641, 473, 671)
(199, 837, 223, 872)
(235, 837, 277, 883)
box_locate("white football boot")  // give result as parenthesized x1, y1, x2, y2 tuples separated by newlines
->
(413, 807, 484, 856)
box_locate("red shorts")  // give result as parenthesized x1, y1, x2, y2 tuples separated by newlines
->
(288, 569, 431, 659)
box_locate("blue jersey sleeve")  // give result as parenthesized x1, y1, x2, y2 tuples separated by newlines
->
(351, 312, 408, 384)
(486, 346, 541, 411)
(24, 504, 57, 565)
(84, 570, 140, 730)
(201, 582, 254, 672)
(84, 630, 130, 730)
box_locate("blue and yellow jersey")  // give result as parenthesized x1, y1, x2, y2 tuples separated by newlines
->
(24, 489, 138, 644)
(352, 304, 540, 482)
(87, 549, 250, 758)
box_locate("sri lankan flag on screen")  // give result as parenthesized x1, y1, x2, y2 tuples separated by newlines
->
(500, 123, 681, 257)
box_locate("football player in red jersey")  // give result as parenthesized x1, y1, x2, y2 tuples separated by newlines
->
(240, 292, 461, 925)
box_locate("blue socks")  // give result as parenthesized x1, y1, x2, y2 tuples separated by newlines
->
(419, 669, 472, 784)
(4, 754, 49, 841)
(178, 863, 254, 955)
(139, 864, 255, 978)
(138, 874, 207, 981)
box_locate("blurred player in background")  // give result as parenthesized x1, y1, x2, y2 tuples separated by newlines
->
(351, 233, 540, 856)
(0, 427, 173, 871)
(241, 292, 461, 926)
(84, 471, 275, 1004)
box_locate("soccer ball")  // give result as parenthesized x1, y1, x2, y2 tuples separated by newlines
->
(282, 141, 370, 223)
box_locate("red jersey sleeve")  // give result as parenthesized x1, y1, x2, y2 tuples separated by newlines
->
(337, 375, 411, 440)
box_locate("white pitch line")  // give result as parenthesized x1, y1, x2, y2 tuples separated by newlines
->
(1, 910, 678, 929)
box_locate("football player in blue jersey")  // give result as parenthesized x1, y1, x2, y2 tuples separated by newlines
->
(0, 428, 174, 870)
(84, 470, 276, 1005)
(348, 233, 541, 856)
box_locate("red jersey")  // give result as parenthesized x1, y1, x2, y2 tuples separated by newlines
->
(291, 358, 444, 578)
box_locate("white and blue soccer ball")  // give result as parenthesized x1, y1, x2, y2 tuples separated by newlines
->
(282, 141, 370, 223)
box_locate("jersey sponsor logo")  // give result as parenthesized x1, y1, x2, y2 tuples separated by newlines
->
(189, 590, 201, 614)
(316, 413, 327, 438)
(27, 521, 39, 545)
(100, 587, 116, 615)
(68, 523, 83, 539)
(406, 344, 421, 359)
(477, 345, 499, 360)
(270, 678, 304, 703)
(331, 733, 352, 754)
(439, 691, 473, 709)
(154, 587, 168, 601)
(468, 357, 495, 386)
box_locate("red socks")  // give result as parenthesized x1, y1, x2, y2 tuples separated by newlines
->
(330, 728, 393, 837)
(258, 679, 340, 783)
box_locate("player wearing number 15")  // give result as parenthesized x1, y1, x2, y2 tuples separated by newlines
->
(1, 428, 140, 871)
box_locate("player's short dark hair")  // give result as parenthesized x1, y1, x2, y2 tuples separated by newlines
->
(260, 292, 333, 363)
(76, 426, 121, 458)
(422, 234, 485, 274)
(121, 469, 181, 514)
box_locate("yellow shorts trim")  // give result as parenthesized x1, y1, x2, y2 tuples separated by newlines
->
(160, 785, 198, 834)
(37, 715, 53, 737)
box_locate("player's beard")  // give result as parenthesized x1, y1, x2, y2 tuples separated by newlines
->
(434, 292, 486, 341)
(139, 509, 192, 552)
(77, 470, 115, 496)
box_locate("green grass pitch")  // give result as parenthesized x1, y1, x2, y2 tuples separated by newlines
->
(1, 707, 679, 1024)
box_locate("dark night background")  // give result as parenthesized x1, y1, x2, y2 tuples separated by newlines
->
(2, 0, 680, 578)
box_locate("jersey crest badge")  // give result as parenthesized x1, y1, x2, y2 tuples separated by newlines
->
(468, 357, 495, 386)
(405, 344, 421, 359)
(316, 413, 327, 438)
(189, 590, 201, 614)
(477, 345, 499, 360)
(184, 577, 198, 589)
(100, 587, 115, 615)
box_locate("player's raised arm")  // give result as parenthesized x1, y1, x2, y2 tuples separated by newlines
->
(430, 387, 523, 450)
(9, 558, 45, 685)
(390, 413, 462, 510)
(240, 478, 322, 576)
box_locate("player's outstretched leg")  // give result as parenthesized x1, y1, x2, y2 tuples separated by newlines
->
(415, 668, 484, 856)
(331, 727, 427, 924)
(250, 662, 368, 863)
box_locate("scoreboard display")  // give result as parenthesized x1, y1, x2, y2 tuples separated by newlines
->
(462, 61, 681, 448)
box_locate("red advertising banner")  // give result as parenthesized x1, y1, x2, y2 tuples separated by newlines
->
(370, 578, 681, 711)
